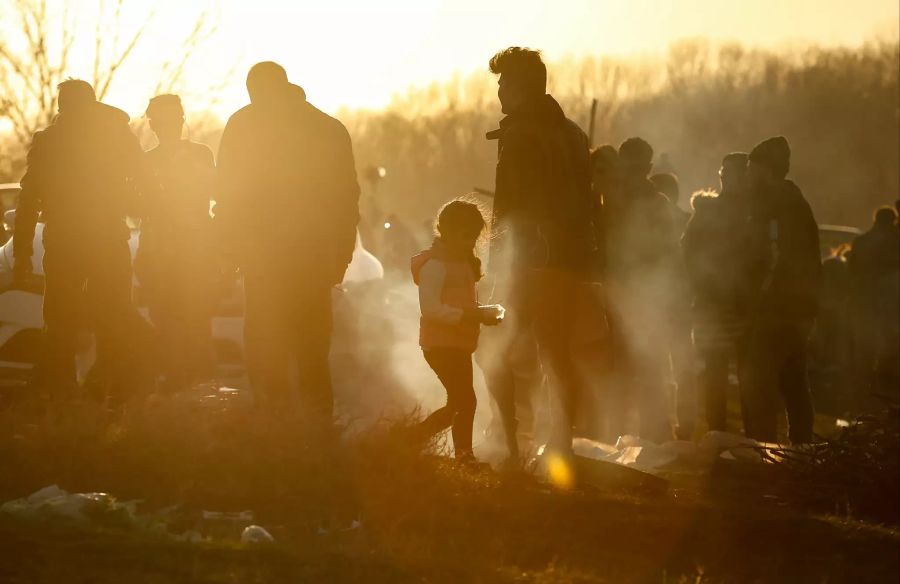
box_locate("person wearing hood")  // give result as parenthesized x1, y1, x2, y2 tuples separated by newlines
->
(215, 62, 360, 418)
(605, 137, 679, 443)
(484, 47, 595, 456)
(743, 136, 821, 444)
(13, 79, 147, 401)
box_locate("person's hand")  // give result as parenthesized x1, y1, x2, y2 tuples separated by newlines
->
(478, 304, 505, 326)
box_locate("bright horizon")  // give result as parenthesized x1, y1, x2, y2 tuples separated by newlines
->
(2, 0, 899, 121)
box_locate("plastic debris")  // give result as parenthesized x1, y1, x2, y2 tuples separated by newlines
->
(240, 524, 275, 544)
(202, 510, 254, 522)
(569, 431, 787, 474)
(316, 516, 363, 536)
(1, 485, 139, 526)
(175, 529, 209, 543)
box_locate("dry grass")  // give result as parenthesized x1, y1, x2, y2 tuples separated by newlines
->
(0, 392, 898, 583)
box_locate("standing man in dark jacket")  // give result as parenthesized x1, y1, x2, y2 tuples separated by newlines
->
(743, 136, 821, 444)
(485, 47, 594, 455)
(606, 138, 679, 442)
(13, 80, 145, 400)
(650, 170, 696, 438)
(215, 62, 360, 419)
(847, 205, 900, 405)
(682, 153, 751, 433)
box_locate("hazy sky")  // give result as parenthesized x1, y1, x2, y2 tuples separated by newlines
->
(6, 0, 900, 118)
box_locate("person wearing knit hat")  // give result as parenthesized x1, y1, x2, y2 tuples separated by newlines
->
(139, 93, 218, 393)
(605, 136, 680, 443)
(748, 135, 790, 180)
(742, 135, 822, 444)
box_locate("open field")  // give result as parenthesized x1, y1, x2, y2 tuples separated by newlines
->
(0, 395, 897, 583)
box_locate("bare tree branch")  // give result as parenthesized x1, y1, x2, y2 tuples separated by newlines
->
(154, 11, 216, 95)
(0, 0, 222, 153)
(94, 0, 156, 100)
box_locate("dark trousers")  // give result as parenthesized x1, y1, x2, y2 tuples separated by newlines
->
(420, 348, 477, 457)
(140, 249, 215, 390)
(243, 268, 333, 418)
(670, 320, 697, 439)
(609, 282, 674, 443)
(41, 240, 134, 395)
(698, 347, 732, 432)
(477, 314, 542, 458)
(743, 321, 815, 444)
(529, 268, 581, 453)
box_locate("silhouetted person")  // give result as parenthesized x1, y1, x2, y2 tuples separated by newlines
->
(650, 171, 696, 437)
(13, 80, 145, 400)
(682, 153, 751, 433)
(591, 145, 619, 205)
(590, 145, 619, 277)
(743, 136, 821, 444)
(605, 137, 679, 442)
(215, 62, 360, 417)
(485, 47, 594, 455)
(847, 205, 900, 404)
(587, 145, 631, 439)
(138, 94, 217, 392)
(650, 172, 690, 236)
(411, 200, 503, 463)
(816, 244, 851, 386)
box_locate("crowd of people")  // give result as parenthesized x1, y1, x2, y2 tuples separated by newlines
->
(8, 47, 899, 465)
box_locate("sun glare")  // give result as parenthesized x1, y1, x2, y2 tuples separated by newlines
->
(6, 0, 893, 122)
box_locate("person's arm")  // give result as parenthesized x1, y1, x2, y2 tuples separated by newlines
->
(112, 116, 155, 220)
(13, 131, 47, 280)
(194, 143, 216, 209)
(490, 128, 542, 272)
(213, 114, 243, 254)
(681, 210, 705, 289)
(329, 122, 361, 285)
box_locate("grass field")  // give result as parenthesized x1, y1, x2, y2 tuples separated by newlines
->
(0, 394, 897, 583)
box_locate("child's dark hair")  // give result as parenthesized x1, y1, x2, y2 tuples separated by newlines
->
(436, 198, 486, 280)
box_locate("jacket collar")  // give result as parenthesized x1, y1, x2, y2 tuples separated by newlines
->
(486, 93, 565, 141)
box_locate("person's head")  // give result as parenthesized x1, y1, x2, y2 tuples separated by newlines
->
(719, 152, 748, 194)
(436, 198, 487, 252)
(489, 47, 546, 115)
(246, 61, 290, 106)
(591, 144, 619, 195)
(145, 94, 184, 143)
(873, 205, 898, 229)
(650, 173, 679, 205)
(748, 136, 790, 190)
(618, 137, 654, 181)
(57, 79, 96, 114)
